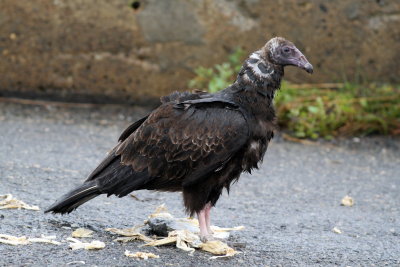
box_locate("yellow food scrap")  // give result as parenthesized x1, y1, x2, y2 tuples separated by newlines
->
(72, 228, 93, 238)
(143, 229, 199, 254)
(107, 205, 243, 257)
(148, 204, 173, 219)
(143, 236, 177, 247)
(341, 195, 354, 207)
(67, 237, 105, 250)
(199, 240, 239, 258)
(106, 226, 154, 242)
(144, 230, 239, 256)
(124, 250, 159, 259)
(0, 194, 40, 211)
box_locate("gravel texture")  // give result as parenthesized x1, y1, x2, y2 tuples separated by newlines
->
(0, 101, 399, 267)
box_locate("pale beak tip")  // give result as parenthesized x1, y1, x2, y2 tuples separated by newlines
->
(304, 63, 313, 74)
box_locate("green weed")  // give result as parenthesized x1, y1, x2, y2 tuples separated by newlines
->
(189, 48, 245, 93)
(188, 51, 400, 139)
(276, 82, 400, 139)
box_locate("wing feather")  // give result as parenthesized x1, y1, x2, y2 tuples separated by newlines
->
(85, 115, 148, 181)
(115, 102, 249, 189)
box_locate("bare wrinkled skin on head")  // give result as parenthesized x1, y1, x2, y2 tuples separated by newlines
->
(236, 37, 313, 93)
(263, 37, 313, 73)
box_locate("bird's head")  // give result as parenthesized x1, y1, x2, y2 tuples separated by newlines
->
(263, 37, 313, 74)
(234, 37, 313, 92)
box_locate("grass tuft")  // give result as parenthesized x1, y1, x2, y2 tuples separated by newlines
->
(188, 51, 400, 139)
(276, 82, 400, 139)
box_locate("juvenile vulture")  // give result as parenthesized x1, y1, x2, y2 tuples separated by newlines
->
(46, 37, 313, 241)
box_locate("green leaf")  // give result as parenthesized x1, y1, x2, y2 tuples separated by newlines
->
(307, 106, 319, 114)
(188, 47, 400, 139)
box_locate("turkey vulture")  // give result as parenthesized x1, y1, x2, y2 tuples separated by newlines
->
(46, 37, 313, 241)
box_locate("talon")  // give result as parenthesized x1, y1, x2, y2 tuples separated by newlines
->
(200, 234, 215, 243)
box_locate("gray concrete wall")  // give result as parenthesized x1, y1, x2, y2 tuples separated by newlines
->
(1, 0, 399, 103)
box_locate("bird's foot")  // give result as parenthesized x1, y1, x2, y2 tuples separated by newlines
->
(200, 234, 216, 243)
(199, 233, 226, 243)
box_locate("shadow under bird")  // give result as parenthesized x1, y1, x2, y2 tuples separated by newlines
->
(46, 37, 313, 242)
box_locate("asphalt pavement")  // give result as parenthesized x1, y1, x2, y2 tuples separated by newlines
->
(0, 101, 399, 267)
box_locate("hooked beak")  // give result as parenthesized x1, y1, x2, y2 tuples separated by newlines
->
(289, 48, 313, 74)
(302, 61, 314, 74)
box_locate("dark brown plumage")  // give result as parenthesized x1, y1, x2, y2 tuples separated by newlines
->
(45, 37, 313, 241)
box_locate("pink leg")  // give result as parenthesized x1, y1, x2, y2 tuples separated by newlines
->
(204, 202, 213, 234)
(197, 202, 216, 242)
(197, 209, 210, 242)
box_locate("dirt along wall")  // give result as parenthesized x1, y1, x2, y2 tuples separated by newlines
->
(1, 0, 399, 103)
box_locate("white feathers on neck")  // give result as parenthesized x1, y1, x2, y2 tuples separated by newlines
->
(247, 51, 274, 79)
(268, 38, 280, 55)
(249, 52, 261, 60)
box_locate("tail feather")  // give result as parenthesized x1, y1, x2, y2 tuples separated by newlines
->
(45, 181, 100, 214)
(46, 156, 153, 214)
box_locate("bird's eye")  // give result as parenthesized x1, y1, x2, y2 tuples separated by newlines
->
(283, 47, 290, 53)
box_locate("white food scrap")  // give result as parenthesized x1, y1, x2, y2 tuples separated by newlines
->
(210, 225, 245, 239)
(341, 195, 354, 207)
(211, 225, 245, 232)
(124, 250, 159, 260)
(71, 228, 93, 238)
(332, 227, 342, 234)
(28, 235, 61, 245)
(0, 234, 61, 246)
(0, 234, 29, 245)
(174, 230, 200, 253)
(67, 237, 105, 250)
(0, 194, 40, 211)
